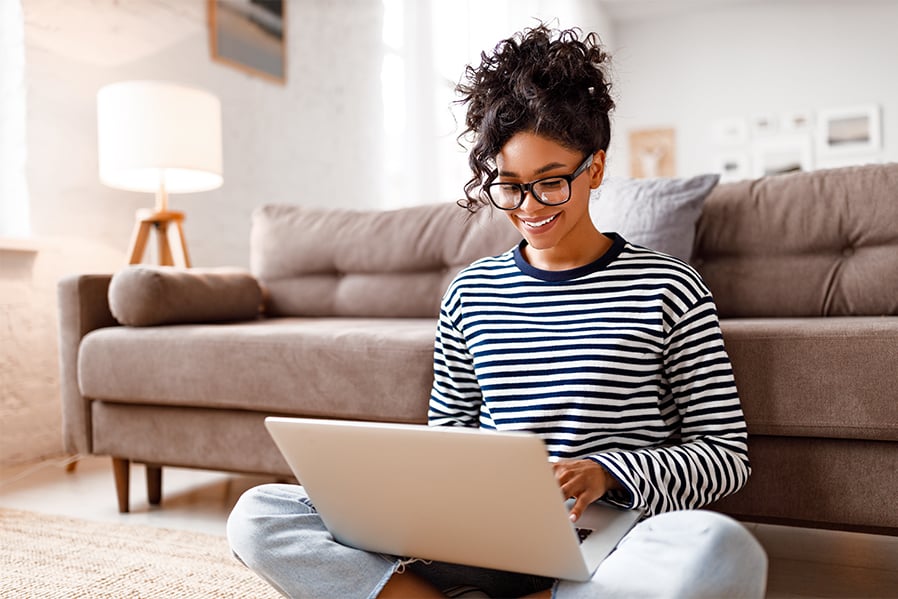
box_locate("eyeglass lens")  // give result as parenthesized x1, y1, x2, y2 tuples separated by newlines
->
(491, 178, 570, 209)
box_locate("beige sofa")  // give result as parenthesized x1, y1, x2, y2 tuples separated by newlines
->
(58, 163, 898, 534)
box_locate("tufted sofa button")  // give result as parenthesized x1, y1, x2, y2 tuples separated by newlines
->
(841, 247, 855, 258)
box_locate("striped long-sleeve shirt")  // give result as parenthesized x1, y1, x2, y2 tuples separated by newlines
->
(428, 233, 750, 516)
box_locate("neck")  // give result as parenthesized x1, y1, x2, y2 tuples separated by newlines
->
(523, 226, 613, 271)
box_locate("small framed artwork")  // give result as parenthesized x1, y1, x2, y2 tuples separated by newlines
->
(817, 104, 881, 156)
(208, 0, 286, 84)
(714, 152, 751, 183)
(750, 113, 779, 138)
(751, 135, 813, 178)
(711, 117, 749, 146)
(781, 110, 813, 133)
(629, 127, 676, 178)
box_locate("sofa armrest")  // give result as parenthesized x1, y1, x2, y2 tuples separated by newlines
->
(57, 274, 120, 454)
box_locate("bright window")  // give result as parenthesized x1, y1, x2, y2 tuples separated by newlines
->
(380, 0, 527, 210)
(0, 0, 29, 237)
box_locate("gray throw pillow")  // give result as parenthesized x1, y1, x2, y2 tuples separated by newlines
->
(589, 174, 720, 261)
(109, 265, 264, 326)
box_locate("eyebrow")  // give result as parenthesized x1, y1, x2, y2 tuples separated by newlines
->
(498, 161, 570, 178)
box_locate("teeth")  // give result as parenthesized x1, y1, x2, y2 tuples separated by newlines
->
(523, 214, 558, 228)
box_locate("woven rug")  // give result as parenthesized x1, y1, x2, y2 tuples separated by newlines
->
(0, 507, 281, 598)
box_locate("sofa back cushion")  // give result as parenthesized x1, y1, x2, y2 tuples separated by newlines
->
(251, 202, 520, 317)
(694, 163, 898, 317)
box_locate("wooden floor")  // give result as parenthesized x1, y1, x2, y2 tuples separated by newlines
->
(2, 456, 897, 598)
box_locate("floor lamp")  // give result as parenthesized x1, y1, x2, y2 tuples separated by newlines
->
(97, 81, 223, 267)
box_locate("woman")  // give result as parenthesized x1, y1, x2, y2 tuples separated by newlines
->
(228, 25, 767, 598)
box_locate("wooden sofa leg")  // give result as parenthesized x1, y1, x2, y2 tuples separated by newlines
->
(112, 457, 130, 513)
(147, 465, 162, 506)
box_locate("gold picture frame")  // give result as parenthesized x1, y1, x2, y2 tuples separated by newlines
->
(208, 0, 286, 84)
(629, 128, 676, 178)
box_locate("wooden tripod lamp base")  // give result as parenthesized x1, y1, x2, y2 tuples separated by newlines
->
(127, 208, 192, 267)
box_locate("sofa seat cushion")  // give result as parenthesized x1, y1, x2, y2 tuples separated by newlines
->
(78, 317, 438, 423)
(722, 316, 898, 441)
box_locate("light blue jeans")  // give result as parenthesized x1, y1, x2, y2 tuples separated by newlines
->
(227, 484, 767, 598)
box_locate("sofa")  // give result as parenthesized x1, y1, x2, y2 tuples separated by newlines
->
(57, 163, 898, 534)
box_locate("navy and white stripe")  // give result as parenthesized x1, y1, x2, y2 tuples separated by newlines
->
(429, 233, 750, 516)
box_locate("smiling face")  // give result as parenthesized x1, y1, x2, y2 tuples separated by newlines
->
(495, 131, 608, 270)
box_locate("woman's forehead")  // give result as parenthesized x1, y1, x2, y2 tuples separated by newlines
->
(496, 132, 581, 176)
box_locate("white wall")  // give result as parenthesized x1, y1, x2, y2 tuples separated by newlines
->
(0, 0, 29, 237)
(0, 241, 123, 466)
(3, 0, 386, 467)
(25, 0, 384, 269)
(606, 0, 898, 178)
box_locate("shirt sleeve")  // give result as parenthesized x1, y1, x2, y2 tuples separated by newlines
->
(428, 299, 482, 427)
(589, 296, 751, 516)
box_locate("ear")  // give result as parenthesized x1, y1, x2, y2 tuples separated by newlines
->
(589, 150, 606, 190)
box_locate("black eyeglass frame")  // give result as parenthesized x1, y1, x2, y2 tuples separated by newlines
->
(483, 153, 595, 211)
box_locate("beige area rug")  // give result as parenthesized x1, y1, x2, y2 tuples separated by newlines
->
(0, 508, 281, 598)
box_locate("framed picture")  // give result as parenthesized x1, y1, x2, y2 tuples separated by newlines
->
(629, 127, 676, 178)
(751, 135, 813, 178)
(711, 117, 748, 146)
(781, 110, 813, 133)
(750, 113, 779, 138)
(208, 0, 286, 84)
(817, 104, 881, 156)
(714, 152, 751, 183)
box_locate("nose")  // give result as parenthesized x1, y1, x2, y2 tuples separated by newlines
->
(518, 186, 545, 213)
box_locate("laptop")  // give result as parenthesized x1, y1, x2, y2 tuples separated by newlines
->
(264, 416, 643, 581)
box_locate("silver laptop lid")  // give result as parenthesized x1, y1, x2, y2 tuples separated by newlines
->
(264, 417, 639, 581)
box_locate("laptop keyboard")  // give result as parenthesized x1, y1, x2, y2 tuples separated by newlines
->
(575, 528, 594, 544)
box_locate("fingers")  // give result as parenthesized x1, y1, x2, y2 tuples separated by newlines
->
(569, 494, 592, 523)
(552, 460, 608, 523)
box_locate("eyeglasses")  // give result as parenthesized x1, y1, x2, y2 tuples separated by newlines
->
(483, 153, 594, 211)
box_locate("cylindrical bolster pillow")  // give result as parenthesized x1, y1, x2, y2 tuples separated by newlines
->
(109, 265, 264, 326)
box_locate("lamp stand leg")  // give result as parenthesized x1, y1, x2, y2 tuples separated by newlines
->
(127, 209, 191, 267)
(156, 221, 174, 266)
(172, 220, 192, 268)
(127, 219, 153, 265)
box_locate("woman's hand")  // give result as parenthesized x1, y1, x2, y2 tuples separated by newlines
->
(552, 459, 621, 523)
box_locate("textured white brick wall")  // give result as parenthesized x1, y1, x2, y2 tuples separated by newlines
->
(1, 251, 63, 466)
(0, 240, 123, 467)
(5, 0, 386, 466)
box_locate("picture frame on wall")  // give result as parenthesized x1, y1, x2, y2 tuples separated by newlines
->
(816, 104, 881, 156)
(751, 135, 814, 178)
(629, 127, 676, 178)
(714, 152, 751, 183)
(750, 113, 779, 138)
(208, 0, 286, 84)
(781, 110, 813, 133)
(711, 117, 749, 146)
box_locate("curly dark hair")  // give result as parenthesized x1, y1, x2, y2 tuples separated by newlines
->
(456, 24, 615, 212)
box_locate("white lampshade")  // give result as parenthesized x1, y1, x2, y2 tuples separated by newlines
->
(97, 81, 223, 194)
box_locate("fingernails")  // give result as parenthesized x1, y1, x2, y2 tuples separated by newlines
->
(569, 512, 578, 522)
